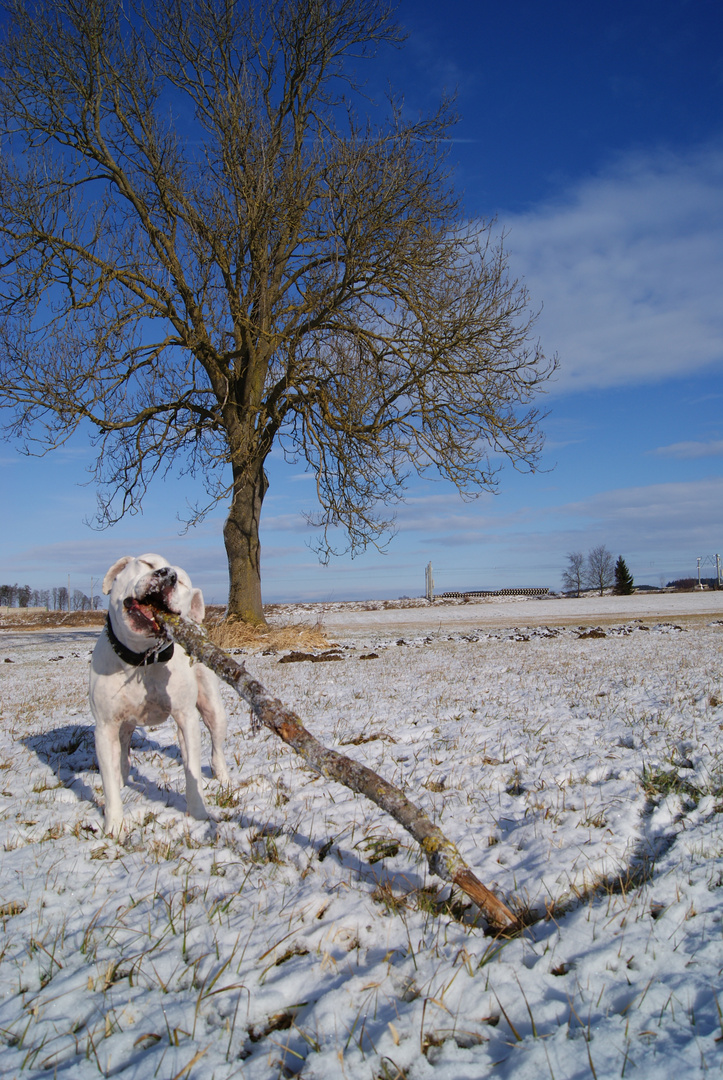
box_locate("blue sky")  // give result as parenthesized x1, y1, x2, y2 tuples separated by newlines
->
(1, 0, 722, 603)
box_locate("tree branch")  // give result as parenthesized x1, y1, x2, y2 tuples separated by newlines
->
(157, 609, 521, 933)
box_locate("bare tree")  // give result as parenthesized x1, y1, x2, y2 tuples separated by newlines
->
(72, 588, 92, 611)
(561, 551, 585, 597)
(0, 0, 555, 623)
(586, 545, 615, 596)
(0, 584, 17, 606)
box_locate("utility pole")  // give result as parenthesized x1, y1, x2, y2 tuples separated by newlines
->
(425, 562, 434, 602)
(696, 554, 722, 590)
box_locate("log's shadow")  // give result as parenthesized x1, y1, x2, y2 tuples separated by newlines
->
(281, 825, 425, 891)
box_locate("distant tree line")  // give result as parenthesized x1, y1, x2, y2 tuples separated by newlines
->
(562, 546, 634, 597)
(0, 584, 103, 610)
(667, 577, 720, 590)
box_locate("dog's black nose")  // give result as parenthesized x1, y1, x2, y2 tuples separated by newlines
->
(154, 567, 177, 587)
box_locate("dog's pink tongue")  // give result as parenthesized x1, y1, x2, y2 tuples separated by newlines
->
(124, 597, 162, 630)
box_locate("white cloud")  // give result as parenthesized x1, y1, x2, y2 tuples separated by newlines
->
(390, 479, 723, 585)
(558, 477, 723, 552)
(499, 145, 723, 393)
(651, 439, 723, 459)
(261, 512, 313, 532)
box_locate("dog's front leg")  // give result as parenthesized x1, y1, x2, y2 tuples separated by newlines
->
(95, 720, 125, 836)
(196, 667, 229, 785)
(174, 710, 209, 821)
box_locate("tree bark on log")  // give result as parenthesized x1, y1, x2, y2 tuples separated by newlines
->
(157, 611, 520, 933)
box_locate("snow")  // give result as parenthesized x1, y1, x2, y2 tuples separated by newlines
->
(313, 589, 723, 634)
(1, 597, 723, 1079)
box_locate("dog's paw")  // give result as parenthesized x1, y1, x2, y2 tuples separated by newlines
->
(103, 815, 126, 838)
(213, 765, 230, 786)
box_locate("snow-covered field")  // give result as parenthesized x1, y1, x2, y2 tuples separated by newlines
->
(2, 597, 723, 1079)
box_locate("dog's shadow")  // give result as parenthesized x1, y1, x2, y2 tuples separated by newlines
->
(20, 722, 206, 815)
(20, 724, 425, 892)
(21, 723, 318, 842)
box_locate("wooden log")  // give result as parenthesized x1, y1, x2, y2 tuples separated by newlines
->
(157, 611, 520, 933)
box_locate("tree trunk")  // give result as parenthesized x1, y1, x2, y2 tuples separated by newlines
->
(223, 462, 268, 624)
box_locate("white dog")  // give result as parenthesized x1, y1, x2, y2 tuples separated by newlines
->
(89, 553, 229, 835)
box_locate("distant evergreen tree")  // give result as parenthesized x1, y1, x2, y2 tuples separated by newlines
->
(614, 556, 634, 595)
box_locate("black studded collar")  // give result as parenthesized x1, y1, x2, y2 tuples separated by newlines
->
(105, 614, 174, 666)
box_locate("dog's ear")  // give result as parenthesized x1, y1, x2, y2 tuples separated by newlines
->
(103, 556, 134, 595)
(189, 588, 205, 624)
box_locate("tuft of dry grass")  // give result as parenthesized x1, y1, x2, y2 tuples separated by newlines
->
(204, 615, 333, 653)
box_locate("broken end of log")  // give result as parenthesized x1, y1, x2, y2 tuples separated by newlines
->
(453, 867, 521, 935)
(420, 834, 521, 934)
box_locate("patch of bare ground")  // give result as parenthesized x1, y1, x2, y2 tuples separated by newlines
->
(0, 604, 334, 652)
(0, 609, 107, 630)
(500, 611, 721, 630)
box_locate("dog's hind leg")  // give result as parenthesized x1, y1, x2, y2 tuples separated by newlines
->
(119, 721, 135, 786)
(195, 666, 229, 785)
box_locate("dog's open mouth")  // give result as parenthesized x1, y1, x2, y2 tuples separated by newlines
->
(123, 593, 172, 634)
